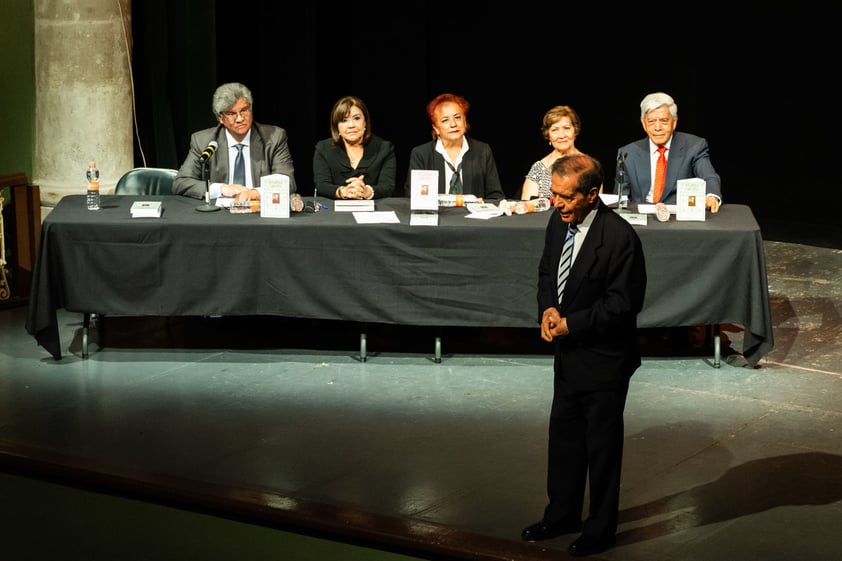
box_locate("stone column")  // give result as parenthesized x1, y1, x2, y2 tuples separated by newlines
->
(32, 0, 133, 214)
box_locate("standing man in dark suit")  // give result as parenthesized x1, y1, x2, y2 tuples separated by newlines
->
(616, 91, 721, 212)
(173, 82, 297, 202)
(404, 93, 505, 200)
(522, 154, 647, 557)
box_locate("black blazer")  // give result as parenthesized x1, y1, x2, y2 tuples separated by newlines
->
(313, 135, 396, 199)
(537, 201, 647, 390)
(173, 122, 297, 199)
(403, 138, 505, 200)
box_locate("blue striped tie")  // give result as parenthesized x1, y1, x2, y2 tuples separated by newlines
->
(557, 225, 578, 304)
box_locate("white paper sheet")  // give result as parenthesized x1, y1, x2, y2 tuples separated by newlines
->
(352, 211, 400, 224)
(638, 203, 677, 215)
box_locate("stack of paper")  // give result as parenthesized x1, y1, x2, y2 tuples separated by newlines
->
(130, 200, 162, 218)
(466, 202, 503, 219)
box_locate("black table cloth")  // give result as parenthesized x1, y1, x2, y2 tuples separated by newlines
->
(26, 196, 773, 365)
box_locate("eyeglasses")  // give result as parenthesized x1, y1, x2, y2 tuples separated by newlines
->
(220, 107, 252, 121)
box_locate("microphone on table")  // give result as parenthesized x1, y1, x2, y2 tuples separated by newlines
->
(196, 137, 221, 212)
(290, 194, 321, 213)
(199, 140, 218, 164)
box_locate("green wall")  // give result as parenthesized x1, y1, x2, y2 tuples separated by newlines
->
(0, 0, 35, 181)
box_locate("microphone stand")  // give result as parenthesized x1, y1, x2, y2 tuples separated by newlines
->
(196, 157, 220, 212)
(615, 152, 628, 213)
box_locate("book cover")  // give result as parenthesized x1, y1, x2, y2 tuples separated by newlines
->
(260, 174, 290, 218)
(410, 169, 439, 211)
(676, 178, 706, 222)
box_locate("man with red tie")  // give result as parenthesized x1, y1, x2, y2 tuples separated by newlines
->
(615, 92, 722, 212)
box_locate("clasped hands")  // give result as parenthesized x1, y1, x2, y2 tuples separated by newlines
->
(541, 307, 569, 342)
(336, 175, 373, 199)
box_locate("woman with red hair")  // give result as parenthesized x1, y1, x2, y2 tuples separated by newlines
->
(404, 93, 504, 200)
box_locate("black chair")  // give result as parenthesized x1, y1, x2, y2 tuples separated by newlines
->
(82, 167, 178, 357)
(114, 167, 177, 195)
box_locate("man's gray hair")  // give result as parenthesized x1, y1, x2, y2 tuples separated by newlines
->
(640, 92, 677, 119)
(212, 82, 254, 115)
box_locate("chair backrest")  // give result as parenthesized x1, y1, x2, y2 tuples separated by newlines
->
(114, 167, 178, 196)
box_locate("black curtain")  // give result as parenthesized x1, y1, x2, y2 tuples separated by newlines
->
(131, 2, 842, 249)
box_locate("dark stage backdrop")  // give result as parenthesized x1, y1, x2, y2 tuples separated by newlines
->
(131, 2, 841, 249)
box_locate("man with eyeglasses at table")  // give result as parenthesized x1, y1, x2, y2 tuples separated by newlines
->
(174, 82, 297, 202)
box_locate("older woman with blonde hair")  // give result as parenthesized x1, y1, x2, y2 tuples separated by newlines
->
(520, 105, 583, 200)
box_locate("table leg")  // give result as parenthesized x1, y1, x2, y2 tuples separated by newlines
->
(360, 325, 367, 363)
(82, 312, 91, 359)
(713, 324, 721, 368)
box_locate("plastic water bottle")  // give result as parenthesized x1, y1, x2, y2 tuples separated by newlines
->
(289, 193, 304, 212)
(514, 197, 551, 214)
(438, 194, 479, 207)
(86, 161, 100, 210)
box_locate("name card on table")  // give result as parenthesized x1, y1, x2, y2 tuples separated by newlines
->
(130, 200, 162, 218)
(335, 199, 375, 212)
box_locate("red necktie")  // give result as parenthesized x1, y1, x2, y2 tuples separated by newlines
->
(653, 146, 667, 203)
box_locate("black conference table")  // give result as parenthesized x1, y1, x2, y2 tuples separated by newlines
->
(26, 195, 773, 366)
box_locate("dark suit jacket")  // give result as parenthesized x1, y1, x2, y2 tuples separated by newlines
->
(313, 135, 396, 199)
(403, 138, 505, 200)
(616, 131, 721, 205)
(173, 122, 297, 199)
(537, 201, 647, 391)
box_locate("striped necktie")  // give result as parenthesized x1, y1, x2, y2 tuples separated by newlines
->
(233, 144, 246, 186)
(557, 224, 578, 304)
